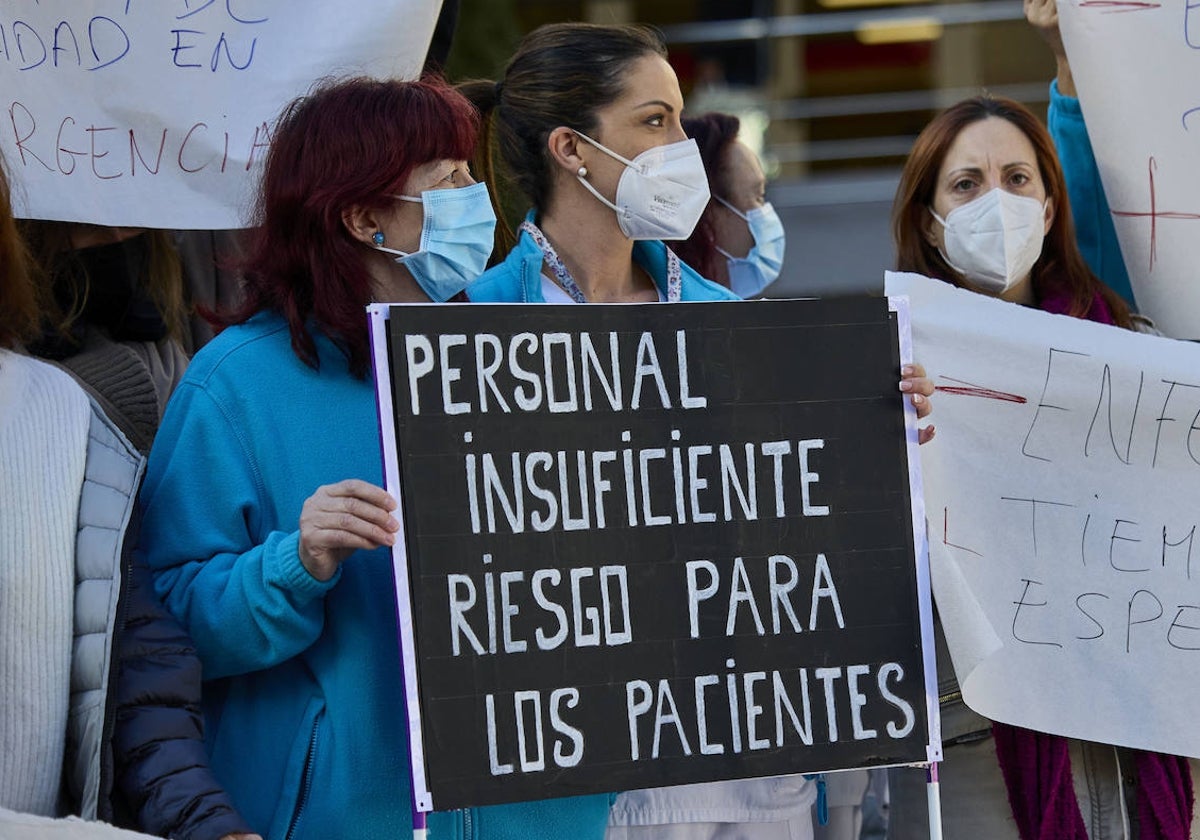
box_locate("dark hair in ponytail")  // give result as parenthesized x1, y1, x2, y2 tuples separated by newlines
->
(460, 22, 667, 256)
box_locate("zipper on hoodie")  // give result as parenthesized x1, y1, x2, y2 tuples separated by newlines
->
(285, 717, 321, 840)
(462, 806, 474, 840)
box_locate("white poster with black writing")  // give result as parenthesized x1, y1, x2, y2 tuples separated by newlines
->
(1059, 1, 1200, 340)
(887, 271, 1200, 759)
(370, 298, 939, 811)
(0, 1, 442, 228)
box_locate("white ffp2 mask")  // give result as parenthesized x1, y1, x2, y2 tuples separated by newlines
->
(574, 131, 710, 241)
(931, 188, 1046, 295)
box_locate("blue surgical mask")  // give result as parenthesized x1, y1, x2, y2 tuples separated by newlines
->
(376, 181, 496, 301)
(714, 196, 785, 299)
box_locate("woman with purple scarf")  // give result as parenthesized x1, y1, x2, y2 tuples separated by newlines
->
(885, 94, 1194, 840)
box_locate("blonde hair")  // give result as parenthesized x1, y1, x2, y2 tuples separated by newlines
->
(19, 222, 187, 342)
(0, 156, 38, 349)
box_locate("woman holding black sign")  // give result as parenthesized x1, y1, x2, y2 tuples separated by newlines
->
(460, 22, 935, 840)
(887, 95, 1192, 840)
(137, 76, 609, 840)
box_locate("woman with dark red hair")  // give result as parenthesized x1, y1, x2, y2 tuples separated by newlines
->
(135, 76, 594, 839)
(887, 95, 1191, 840)
(674, 112, 785, 299)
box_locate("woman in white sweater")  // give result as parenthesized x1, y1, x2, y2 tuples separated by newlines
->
(0, 153, 84, 819)
(0, 158, 256, 840)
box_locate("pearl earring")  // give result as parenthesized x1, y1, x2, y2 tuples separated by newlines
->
(372, 231, 385, 246)
(577, 165, 588, 178)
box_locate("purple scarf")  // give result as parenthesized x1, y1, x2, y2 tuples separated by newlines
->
(993, 723, 1193, 840)
(991, 282, 1193, 840)
(1036, 283, 1115, 325)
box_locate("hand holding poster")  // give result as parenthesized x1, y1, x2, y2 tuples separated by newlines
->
(887, 271, 1200, 759)
(0, 1, 442, 228)
(370, 298, 939, 810)
(1058, 1, 1200, 339)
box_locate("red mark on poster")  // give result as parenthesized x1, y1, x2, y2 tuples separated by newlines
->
(1111, 157, 1200, 273)
(934, 376, 1027, 405)
(1079, 1, 1161, 10)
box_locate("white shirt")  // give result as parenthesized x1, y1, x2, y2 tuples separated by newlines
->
(540, 274, 667, 303)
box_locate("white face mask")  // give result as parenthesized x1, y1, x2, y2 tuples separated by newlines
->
(713, 195, 785, 299)
(930, 187, 1047, 295)
(574, 131, 710, 241)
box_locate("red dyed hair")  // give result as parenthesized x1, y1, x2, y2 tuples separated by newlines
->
(224, 75, 479, 375)
(674, 111, 741, 282)
(893, 95, 1131, 329)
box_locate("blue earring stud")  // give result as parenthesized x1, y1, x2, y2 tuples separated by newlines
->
(372, 231, 385, 246)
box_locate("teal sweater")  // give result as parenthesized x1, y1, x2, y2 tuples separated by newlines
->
(1047, 79, 1137, 310)
(139, 312, 611, 840)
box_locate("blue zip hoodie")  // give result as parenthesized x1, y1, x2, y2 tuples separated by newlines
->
(139, 311, 611, 840)
(468, 215, 739, 304)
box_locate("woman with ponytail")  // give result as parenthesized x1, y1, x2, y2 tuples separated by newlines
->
(460, 22, 934, 840)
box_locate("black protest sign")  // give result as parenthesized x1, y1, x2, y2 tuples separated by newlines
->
(372, 297, 937, 811)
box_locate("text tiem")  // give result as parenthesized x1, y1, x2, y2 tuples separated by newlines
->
(1000, 496, 1198, 581)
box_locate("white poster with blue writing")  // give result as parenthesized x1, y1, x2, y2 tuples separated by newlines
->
(887, 271, 1200, 759)
(1059, 2, 1200, 340)
(0, 1, 443, 228)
